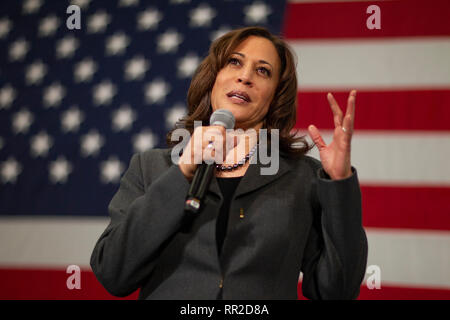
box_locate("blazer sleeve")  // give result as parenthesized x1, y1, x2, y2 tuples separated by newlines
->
(90, 152, 190, 297)
(301, 165, 368, 300)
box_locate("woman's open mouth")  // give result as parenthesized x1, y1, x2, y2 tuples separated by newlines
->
(227, 90, 251, 104)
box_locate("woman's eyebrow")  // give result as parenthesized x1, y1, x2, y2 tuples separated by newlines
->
(231, 52, 273, 69)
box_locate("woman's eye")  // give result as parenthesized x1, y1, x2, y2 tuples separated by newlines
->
(228, 57, 240, 66)
(257, 67, 271, 77)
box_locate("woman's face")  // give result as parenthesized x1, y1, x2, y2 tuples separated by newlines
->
(211, 36, 280, 130)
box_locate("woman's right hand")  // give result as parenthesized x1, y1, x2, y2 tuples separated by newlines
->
(178, 125, 236, 181)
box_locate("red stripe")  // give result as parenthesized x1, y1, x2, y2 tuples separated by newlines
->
(295, 89, 450, 131)
(357, 285, 450, 300)
(283, 0, 450, 39)
(361, 185, 450, 231)
(0, 268, 139, 300)
(2, 268, 449, 300)
(297, 281, 450, 300)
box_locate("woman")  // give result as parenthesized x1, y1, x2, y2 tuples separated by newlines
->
(90, 26, 368, 300)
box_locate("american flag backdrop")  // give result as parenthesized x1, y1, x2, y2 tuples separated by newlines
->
(0, 0, 449, 300)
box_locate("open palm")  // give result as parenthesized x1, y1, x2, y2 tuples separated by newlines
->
(307, 90, 356, 180)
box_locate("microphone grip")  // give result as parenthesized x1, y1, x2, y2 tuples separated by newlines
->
(195, 163, 215, 200)
(184, 163, 214, 214)
(187, 163, 206, 198)
(182, 163, 214, 232)
(182, 109, 234, 231)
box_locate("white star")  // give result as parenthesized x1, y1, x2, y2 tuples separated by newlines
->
(0, 17, 12, 39)
(61, 106, 84, 133)
(119, 0, 139, 7)
(9, 38, 30, 62)
(100, 156, 125, 184)
(49, 156, 72, 184)
(80, 130, 104, 157)
(157, 29, 183, 53)
(87, 11, 111, 34)
(244, 2, 272, 24)
(137, 8, 162, 31)
(74, 57, 97, 83)
(124, 55, 150, 81)
(71, 0, 90, 9)
(12, 108, 34, 134)
(133, 129, 157, 153)
(30, 131, 53, 157)
(111, 105, 136, 132)
(25, 60, 47, 85)
(23, 0, 42, 15)
(189, 4, 216, 27)
(0, 85, 16, 109)
(106, 31, 130, 56)
(43, 82, 66, 108)
(210, 26, 231, 41)
(56, 35, 79, 59)
(93, 80, 117, 106)
(177, 53, 200, 78)
(38, 15, 60, 37)
(1, 157, 22, 184)
(144, 78, 170, 104)
(165, 103, 187, 129)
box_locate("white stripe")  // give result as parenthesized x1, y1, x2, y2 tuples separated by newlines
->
(364, 227, 450, 289)
(288, 38, 450, 89)
(300, 130, 450, 185)
(0, 217, 449, 289)
(0, 216, 108, 268)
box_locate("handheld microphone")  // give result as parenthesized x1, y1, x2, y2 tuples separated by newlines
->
(184, 109, 235, 215)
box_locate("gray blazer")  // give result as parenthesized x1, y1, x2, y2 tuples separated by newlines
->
(90, 147, 368, 300)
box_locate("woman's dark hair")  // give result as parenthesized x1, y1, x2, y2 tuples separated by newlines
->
(167, 26, 311, 157)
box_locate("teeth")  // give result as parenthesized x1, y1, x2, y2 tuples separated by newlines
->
(232, 94, 247, 101)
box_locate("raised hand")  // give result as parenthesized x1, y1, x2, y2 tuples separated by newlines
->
(307, 90, 356, 180)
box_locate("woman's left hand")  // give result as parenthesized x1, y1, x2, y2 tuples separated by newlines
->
(307, 90, 356, 180)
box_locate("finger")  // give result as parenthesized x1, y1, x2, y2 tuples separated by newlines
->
(202, 127, 220, 163)
(224, 131, 239, 162)
(342, 114, 353, 136)
(344, 90, 356, 132)
(308, 125, 327, 151)
(225, 133, 239, 153)
(202, 139, 216, 164)
(234, 135, 239, 148)
(203, 126, 226, 146)
(204, 125, 226, 138)
(327, 92, 343, 128)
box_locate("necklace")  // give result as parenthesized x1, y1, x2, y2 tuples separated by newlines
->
(215, 144, 258, 171)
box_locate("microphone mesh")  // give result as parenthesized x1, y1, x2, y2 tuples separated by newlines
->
(209, 109, 235, 129)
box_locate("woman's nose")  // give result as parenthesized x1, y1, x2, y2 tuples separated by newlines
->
(237, 67, 253, 86)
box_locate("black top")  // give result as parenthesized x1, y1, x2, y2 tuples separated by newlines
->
(216, 176, 242, 257)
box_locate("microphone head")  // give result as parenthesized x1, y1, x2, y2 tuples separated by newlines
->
(209, 109, 235, 129)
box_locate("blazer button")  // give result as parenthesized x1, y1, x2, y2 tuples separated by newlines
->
(239, 208, 244, 219)
(219, 278, 224, 289)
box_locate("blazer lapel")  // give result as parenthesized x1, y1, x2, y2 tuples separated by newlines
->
(234, 151, 292, 198)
